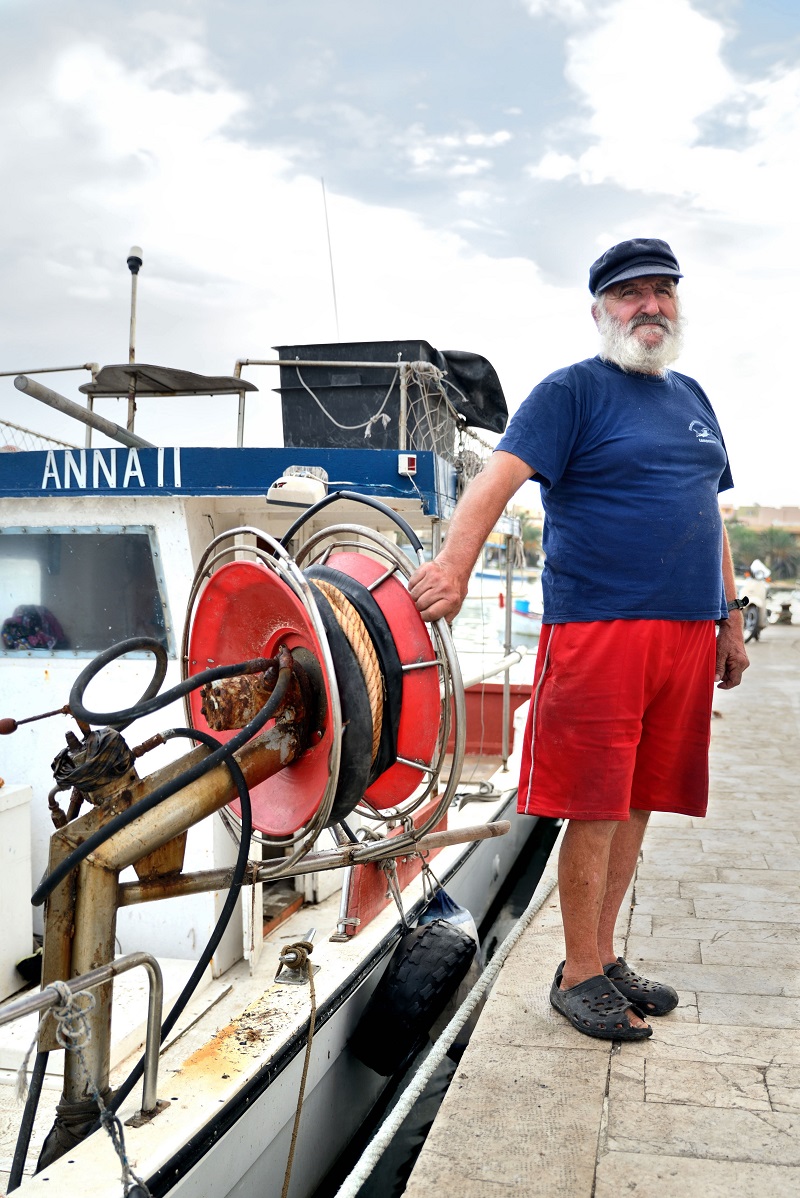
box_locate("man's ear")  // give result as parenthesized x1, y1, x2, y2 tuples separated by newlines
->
(591, 302, 600, 327)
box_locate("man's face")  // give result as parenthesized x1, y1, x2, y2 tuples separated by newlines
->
(592, 274, 683, 375)
(597, 276, 678, 348)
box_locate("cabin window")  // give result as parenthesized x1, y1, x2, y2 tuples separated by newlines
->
(0, 526, 172, 656)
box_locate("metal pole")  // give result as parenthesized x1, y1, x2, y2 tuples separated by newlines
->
(126, 246, 142, 432)
(90, 723, 304, 874)
(460, 647, 526, 690)
(236, 389, 246, 447)
(0, 364, 99, 378)
(85, 363, 98, 449)
(236, 358, 409, 370)
(431, 518, 442, 559)
(399, 363, 408, 451)
(502, 533, 514, 768)
(117, 820, 513, 904)
(14, 376, 154, 449)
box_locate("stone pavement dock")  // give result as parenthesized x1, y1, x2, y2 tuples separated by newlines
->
(405, 624, 800, 1197)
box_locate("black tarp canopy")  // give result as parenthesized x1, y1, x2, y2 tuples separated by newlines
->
(80, 364, 258, 397)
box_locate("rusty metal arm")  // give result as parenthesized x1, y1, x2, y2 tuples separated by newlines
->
(89, 722, 305, 874)
(117, 820, 511, 905)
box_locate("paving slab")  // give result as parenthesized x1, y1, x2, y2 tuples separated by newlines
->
(648, 916, 800, 942)
(636, 862, 720, 881)
(696, 992, 800, 1028)
(624, 960, 798, 997)
(717, 867, 800, 887)
(641, 849, 770, 867)
(764, 852, 800, 871)
(622, 1021, 800, 1065)
(640, 1058, 771, 1110)
(692, 897, 800, 922)
(595, 1152, 800, 1198)
(406, 626, 800, 1197)
(626, 936, 702, 964)
(606, 1100, 800, 1165)
(700, 937, 800, 967)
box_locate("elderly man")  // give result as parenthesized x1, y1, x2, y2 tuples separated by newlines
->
(409, 238, 749, 1040)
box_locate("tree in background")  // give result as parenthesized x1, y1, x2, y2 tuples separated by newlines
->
(725, 520, 799, 581)
(761, 527, 800, 580)
(725, 522, 763, 573)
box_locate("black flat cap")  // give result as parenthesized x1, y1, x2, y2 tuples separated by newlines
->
(589, 238, 682, 295)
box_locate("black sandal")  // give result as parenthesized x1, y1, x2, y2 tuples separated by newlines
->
(603, 957, 679, 1016)
(550, 963, 653, 1041)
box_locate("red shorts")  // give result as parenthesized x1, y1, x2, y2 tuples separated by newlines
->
(517, 620, 716, 822)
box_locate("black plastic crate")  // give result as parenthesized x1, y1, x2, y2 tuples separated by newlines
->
(274, 340, 447, 451)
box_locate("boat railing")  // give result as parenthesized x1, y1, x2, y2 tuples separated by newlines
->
(460, 646, 528, 691)
(7, 357, 494, 488)
(0, 951, 164, 1117)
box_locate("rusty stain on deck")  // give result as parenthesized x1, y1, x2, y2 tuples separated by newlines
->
(179, 992, 284, 1073)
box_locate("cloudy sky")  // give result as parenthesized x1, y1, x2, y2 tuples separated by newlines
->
(1, 0, 799, 505)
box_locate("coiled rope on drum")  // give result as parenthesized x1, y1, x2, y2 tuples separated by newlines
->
(309, 578, 383, 764)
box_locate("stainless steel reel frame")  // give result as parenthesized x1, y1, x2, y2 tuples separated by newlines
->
(293, 523, 466, 856)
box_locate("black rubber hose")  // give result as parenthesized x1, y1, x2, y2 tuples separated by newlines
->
(32, 661, 292, 907)
(104, 726, 253, 1119)
(7, 1050, 49, 1192)
(69, 637, 275, 729)
(279, 489, 424, 554)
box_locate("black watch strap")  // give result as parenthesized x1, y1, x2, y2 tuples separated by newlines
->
(726, 596, 749, 612)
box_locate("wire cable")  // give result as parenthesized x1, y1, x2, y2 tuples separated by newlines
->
(69, 636, 275, 729)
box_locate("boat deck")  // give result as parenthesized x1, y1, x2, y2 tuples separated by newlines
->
(405, 624, 800, 1197)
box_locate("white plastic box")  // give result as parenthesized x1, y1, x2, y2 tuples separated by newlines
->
(0, 783, 33, 1001)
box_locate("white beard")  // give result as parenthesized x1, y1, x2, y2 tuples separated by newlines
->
(595, 297, 685, 376)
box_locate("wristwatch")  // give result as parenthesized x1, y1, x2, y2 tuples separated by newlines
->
(726, 596, 749, 612)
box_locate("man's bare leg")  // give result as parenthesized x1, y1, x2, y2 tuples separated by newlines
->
(597, 808, 650, 966)
(557, 818, 617, 989)
(557, 815, 649, 1031)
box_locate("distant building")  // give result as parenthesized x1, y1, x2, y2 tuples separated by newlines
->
(720, 504, 800, 534)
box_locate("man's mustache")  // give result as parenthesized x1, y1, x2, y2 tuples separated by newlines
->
(628, 313, 672, 331)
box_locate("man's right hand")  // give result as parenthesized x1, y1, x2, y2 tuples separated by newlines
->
(406, 450, 535, 624)
(408, 559, 467, 624)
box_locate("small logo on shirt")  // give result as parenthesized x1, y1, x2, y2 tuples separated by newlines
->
(689, 420, 718, 444)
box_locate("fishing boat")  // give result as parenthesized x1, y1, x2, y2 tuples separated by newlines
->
(501, 577, 544, 639)
(0, 255, 541, 1198)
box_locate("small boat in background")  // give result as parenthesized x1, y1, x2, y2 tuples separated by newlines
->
(497, 577, 544, 639)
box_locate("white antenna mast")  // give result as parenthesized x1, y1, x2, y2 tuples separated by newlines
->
(321, 178, 340, 342)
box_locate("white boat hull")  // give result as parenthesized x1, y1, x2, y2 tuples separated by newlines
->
(14, 793, 535, 1198)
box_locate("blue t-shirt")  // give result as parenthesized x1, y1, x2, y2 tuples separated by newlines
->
(496, 356, 733, 622)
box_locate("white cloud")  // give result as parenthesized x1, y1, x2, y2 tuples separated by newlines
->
(529, 150, 576, 181)
(519, 0, 593, 23)
(0, 25, 590, 454)
(529, 0, 800, 228)
(456, 190, 492, 208)
(525, 0, 800, 505)
(448, 157, 491, 177)
(401, 123, 512, 176)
